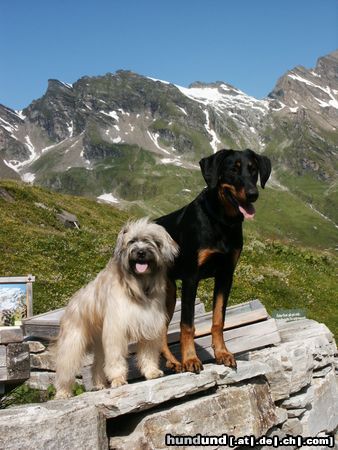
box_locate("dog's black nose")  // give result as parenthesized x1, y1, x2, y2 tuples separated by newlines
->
(246, 190, 259, 203)
(137, 250, 146, 259)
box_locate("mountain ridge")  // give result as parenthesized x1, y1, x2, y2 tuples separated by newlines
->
(0, 50, 337, 244)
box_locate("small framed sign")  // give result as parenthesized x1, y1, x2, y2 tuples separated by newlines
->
(272, 308, 306, 322)
(0, 275, 35, 326)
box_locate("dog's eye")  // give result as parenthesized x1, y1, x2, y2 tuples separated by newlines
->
(128, 239, 136, 245)
(155, 240, 162, 249)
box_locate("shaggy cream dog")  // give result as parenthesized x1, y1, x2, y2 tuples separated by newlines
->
(55, 218, 178, 399)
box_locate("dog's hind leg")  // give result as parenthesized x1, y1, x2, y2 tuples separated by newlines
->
(55, 327, 87, 399)
(102, 322, 128, 388)
(137, 337, 164, 380)
(91, 338, 107, 390)
(161, 279, 182, 372)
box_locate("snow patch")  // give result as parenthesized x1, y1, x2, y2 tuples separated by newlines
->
(203, 109, 221, 153)
(177, 106, 187, 115)
(80, 150, 91, 166)
(147, 131, 170, 154)
(60, 81, 73, 89)
(67, 120, 74, 138)
(271, 102, 286, 112)
(100, 110, 119, 121)
(97, 193, 120, 204)
(0, 117, 18, 133)
(22, 172, 36, 183)
(15, 110, 26, 120)
(160, 157, 183, 166)
(118, 108, 130, 116)
(176, 83, 269, 116)
(147, 76, 170, 85)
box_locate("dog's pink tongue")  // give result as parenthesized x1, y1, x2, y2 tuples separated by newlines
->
(239, 203, 256, 220)
(136, 263, 148, 273)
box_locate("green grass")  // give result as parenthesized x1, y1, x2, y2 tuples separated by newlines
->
(0, 180, 129, 313)
(245, 187, 338, 250)
(36, 145, 206, 215)
(198, 236, 337, 338)
(277, 171, 338, 224)
(0, 180, 336, 338)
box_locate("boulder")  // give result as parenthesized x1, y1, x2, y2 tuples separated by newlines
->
(299, 370, 338, 436)
(109, 378, 279, 449)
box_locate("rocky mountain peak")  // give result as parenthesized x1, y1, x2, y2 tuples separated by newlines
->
(315, 49, 338, 81)
(0, 50, 337, 226)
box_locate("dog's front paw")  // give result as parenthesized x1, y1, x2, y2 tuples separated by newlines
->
(144, 368, 164, 380)
(55, 390, 72, 400)
(166, 360, 182, 373)
(214, 349, 237, 368)
(110, 376, 128, 388)
(182, 357, 203, 373)
(92, 382, 107, 391)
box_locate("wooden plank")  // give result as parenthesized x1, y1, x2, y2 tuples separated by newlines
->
(23, 299, 205, 327)
(26, 281, 33, 318)
(0, 276, 35, 284)
(126, 319, 280, 381)
(168, 319, 280, 361)
(22, 307, 65, 325)
(22, 324, 60, 341)
(166, 309, 268, 346)
(22, 299, 268, 341)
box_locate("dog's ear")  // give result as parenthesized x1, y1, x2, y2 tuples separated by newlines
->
(199, 149, 234, 188)
(156, 226, 179, 265)
(257, 154, 271, 188)
(244, 149, 272, 189)
(113, 223, 129, 259)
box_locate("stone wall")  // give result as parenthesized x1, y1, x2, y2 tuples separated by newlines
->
(0, 327, 30, 393)
(0, 318, 337, 450)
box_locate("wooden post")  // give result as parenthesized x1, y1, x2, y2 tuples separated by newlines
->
(26, 274, 34, 318)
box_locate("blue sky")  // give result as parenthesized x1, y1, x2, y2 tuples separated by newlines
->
(1, 0, 337, 110)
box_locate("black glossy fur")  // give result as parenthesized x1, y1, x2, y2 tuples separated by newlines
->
(156, 148, 271, 373)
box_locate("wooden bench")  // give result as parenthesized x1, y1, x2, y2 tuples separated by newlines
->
(23, 299, 280, 386)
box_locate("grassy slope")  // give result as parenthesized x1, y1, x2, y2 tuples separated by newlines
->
(0, 180, 337, 338)
(33, 144, 338, 249)
(0, 180, 129, 313)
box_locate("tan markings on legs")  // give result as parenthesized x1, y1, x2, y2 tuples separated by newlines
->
(211, 293, 237, 368)
(161, 280, 181, 372)
(181, 323, 203, 373)
(198, 248, 220, 266)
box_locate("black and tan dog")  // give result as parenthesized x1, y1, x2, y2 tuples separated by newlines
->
(156, 148, 271, 373)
